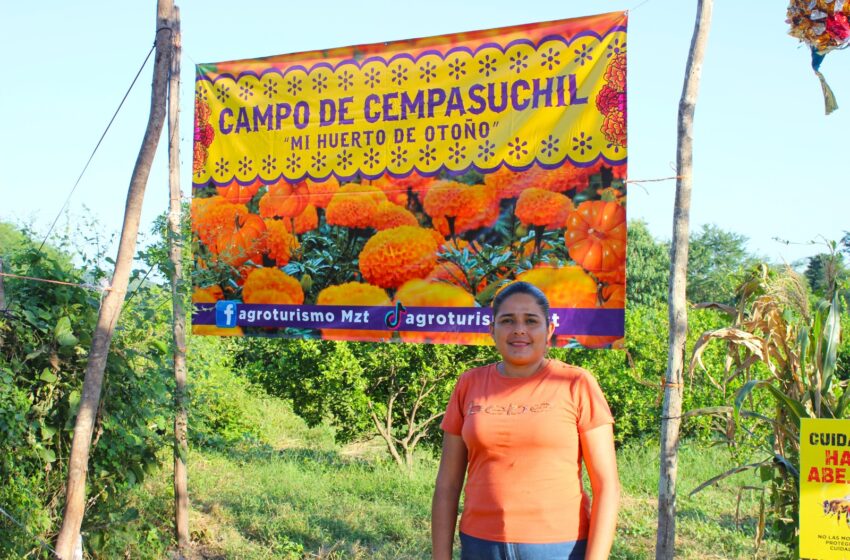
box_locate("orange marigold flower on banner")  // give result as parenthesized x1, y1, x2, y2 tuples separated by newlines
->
(234, 263, 260, 287)
(523, 165, 591, 194)
(258, 180, 309, 219)
(192, 143, 208, 174)
(263, 219, 301, 266)
(604, 52, 627, 92)
(365, 174, 409, 205)
(433, 184, 500, 236)
(242, 268, 304, 305)
(395, 279, 491, 345)
(191, 196, 230, 247)
(400, 171, 436, 201)
(325, 183, 386, 229)
(305, 177, 340, 208)
(516, 266, 599, 308)
(195, 96, 211, 123)
(317, 282, 392, 341)
(484, 167, 525, 200)
(192, 285, 225, 303)
(217, 179, 263, 205)
(428, 228, 446, 248)
(422, 181, 477, 223)
(340, 182, 387, 205)
(358, 226, 440, 288)
(373, 201, 419, 230)
(515, 188, 572, 229)
(602, 109, 627, 148)
(287, 204, 319, 234)
(192, 324, 245, 337)
(565, 200, 627, 272)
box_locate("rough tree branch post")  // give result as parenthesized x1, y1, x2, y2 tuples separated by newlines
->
(54, 1, 177, 557)
(656, 1, 714, 558)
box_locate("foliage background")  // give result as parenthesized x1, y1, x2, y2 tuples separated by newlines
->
(0, 219, 847, 557)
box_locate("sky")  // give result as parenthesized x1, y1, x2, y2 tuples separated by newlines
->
(1, 0, 847, 267)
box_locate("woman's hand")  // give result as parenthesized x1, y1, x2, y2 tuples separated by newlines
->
(581, 423, 620, 560)
(431, 433, 468, 560)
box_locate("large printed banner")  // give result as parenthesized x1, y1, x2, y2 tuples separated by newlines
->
(191, 11, 628, 346)
(801, 418, 850, 559)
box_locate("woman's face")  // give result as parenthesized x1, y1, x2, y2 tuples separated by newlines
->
(491, 292, 554, 369)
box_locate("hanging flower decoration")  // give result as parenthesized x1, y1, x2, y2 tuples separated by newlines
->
(787, 0, 850, 113)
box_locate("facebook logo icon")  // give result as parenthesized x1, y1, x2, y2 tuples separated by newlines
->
(215, 301, 239, 328)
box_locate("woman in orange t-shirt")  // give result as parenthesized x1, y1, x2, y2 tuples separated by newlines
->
(431, 281, 619, 560)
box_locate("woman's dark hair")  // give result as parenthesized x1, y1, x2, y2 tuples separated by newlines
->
(491, 281, 550, 326)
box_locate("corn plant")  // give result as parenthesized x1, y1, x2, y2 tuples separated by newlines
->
(686, 263, 843, 550)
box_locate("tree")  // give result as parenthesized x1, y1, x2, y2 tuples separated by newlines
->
(626, 220, 670, 307)
(687, 224, 756, 304)
(236, 339, 495, 469)
(805, 251, 847, 300)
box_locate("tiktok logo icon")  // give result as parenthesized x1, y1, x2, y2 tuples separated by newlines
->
(384, 301, 407, 330)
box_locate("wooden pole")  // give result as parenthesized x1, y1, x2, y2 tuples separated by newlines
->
(166, 7, 190, 554)
(54, 1, 175, 557)
(655, 1, 713, 558)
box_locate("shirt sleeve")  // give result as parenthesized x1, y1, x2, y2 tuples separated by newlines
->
(572, 369, 615, 433)
(440, 370, 469, 435)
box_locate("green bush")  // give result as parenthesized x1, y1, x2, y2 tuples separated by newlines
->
(550, 303, 732, 445)
(188, 337, 263, 448)
(233, 302, 734, 457)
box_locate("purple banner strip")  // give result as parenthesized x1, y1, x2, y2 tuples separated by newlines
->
(193, 303, 624, 336)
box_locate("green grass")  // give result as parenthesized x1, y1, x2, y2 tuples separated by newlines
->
(118, 395, 793, 559)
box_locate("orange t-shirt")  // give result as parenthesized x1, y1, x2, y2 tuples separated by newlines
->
(440, 360, 614, 543)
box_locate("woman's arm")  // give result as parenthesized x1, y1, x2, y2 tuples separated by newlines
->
(431, 432, 468, 560)
(580, 423, 620, 560)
